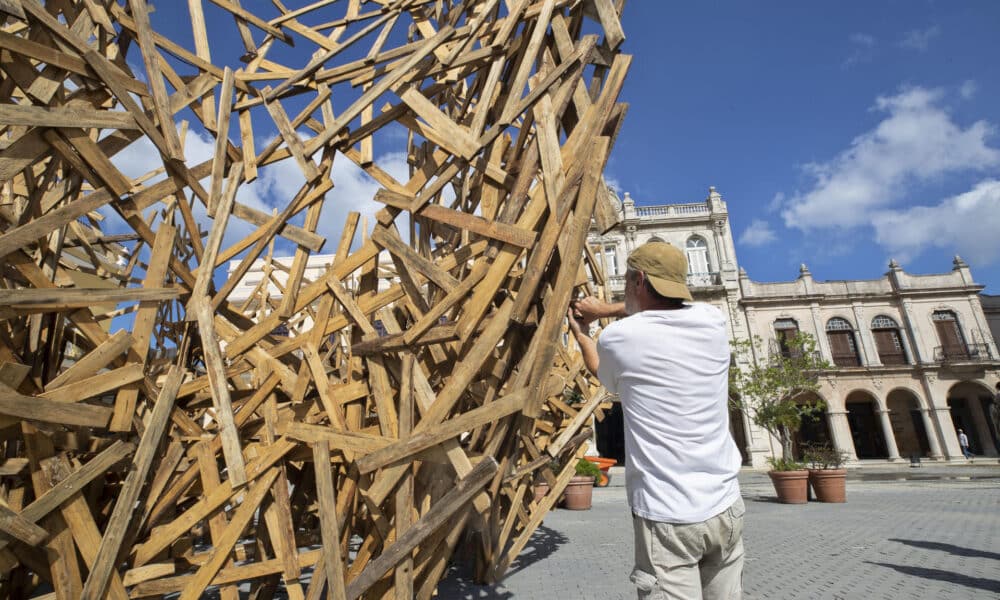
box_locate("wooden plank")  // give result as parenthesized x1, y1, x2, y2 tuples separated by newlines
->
(0, 0, 25, 19)
(346, 457, 498, 600)
(44, 329, 132, 390)
(111, 222, 175, 431)
(206, 0, 294, 44)
(209, 67, 236, 215)
(589, 0, 626, 49)
(0, 391, 112, 427)
(370, 226, 458, 293)
(79, 365, 184, 600)
(190, 301, 248, 486)
(417, 204, 536, 248)
(357, 388, 527, 474)
(0, 104, 138, 129)
(312, 440, 348, 600)
(177, 469, 280, 600)
(39, 364, 144, 403)
(305, 25, 456, 153)
(0, 503, 48, 546)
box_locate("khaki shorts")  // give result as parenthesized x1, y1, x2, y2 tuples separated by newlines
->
(631, 497, 745, 600)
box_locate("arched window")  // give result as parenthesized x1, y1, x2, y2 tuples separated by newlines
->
(932, 310, 968, 359)
(685, 236, 711, 275)
(602, 244, 619, 276)
(871, 315, 907, 365)
(773, 318, 800, 358)
(826, 317, 861, 367)
(648, 235, 665, 243)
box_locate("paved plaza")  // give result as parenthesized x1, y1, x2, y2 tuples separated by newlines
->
(437, 465, 1000, 599)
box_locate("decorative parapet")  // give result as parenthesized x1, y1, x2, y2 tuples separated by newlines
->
(633, 203, 710, 218)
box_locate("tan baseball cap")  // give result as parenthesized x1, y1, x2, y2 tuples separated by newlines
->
(626, 242, 692, 301)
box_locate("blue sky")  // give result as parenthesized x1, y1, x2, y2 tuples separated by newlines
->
(609, 2, 1000, 293)
(117, 2, 1000, 296)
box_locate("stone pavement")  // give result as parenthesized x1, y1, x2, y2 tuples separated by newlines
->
(437, 465, 1000, 599)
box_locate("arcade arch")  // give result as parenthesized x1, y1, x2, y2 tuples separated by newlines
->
(886, 388, 931, 459)
(845, 390, 888, 459)
(947, 381, 998, 457)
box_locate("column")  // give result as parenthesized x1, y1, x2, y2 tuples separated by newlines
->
(810, 304, 833, 360)
(851, 302, 876, 366)
(851, 302, 882, 366)
(919, 408, 944, 459)
(877, 408, 901, 461)
(826, 410, 858, 462)
(900, 299, 928, 364)
(933, 407, 965, 460)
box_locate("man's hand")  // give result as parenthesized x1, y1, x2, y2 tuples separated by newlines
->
(571, 296, 625, 324)
(566, 308, 587, 336)
(566, 307, 600, 377)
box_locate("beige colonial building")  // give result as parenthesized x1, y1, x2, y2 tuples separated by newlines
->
(587, 187, 1000, 468)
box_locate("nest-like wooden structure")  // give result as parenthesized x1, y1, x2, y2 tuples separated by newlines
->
(0, 0, 628, 597)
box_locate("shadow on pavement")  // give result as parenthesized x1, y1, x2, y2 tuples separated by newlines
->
(866, 562, 1000, 594)
(744, 494, 782, 504)
(435, 523, 569, 599)
(889, 538, 1000, 561)
(503, 523, 570, 576)
(433, 574, 516, 600)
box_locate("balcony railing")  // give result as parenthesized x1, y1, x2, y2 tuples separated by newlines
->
(605, 271, 721, 292)
(634, 203, 710, 218)
(934, 344, 994, 363)
(766, 349, 824, 367)
(687, 271, 721, 287)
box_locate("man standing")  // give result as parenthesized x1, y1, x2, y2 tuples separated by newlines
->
(957, 428, 973, 459)
(568, 241, 744, 600)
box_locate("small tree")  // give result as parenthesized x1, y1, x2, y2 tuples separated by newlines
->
(729, 332, 831, 465)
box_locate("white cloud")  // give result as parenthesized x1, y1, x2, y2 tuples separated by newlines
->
(872, 179, 1000, 265)
(767, 191, 785, 213)
(960, 80, 978, 100)
(782, 86, 1000, 230)
(899, 26, 940, 51)
(850, 33, 875, 46)
(108, 127, 409, 268)
(738, 219, 778, 247)
(603, 175, 622, 195)
(842, 33, 875, 69)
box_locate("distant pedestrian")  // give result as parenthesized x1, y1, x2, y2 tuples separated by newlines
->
(957, 429, 973, 459)
(991, 383, 1000, 453)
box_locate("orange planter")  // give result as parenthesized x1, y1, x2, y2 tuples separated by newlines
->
(584, 456, 617, 487)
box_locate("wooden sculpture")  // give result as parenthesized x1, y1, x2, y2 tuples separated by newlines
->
(0, 0, 629, 597)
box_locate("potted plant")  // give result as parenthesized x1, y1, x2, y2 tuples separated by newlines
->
(562, 458, 600, 510)
(532, 460, 560, 504)
(729, 333, 831, 504)
(803, 444, 848, 503)
(766, 457, 809, 504)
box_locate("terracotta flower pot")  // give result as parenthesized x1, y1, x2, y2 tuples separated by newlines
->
(768, 470, 809, 504)
(809, 468, 847, 503)
(532, 481, 549, 504)
(561, 475, 595, 510)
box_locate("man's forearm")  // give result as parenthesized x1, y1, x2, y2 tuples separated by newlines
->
(573, 329, 600, 377)
(603, 302, 627, 319)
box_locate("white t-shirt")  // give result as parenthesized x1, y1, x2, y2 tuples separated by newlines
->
(597, 303, 742, 524)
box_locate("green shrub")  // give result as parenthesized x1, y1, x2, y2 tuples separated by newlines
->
(766, 456, 805, 471)
(574, 458, 601, 480)
(802, 444, 848, 469)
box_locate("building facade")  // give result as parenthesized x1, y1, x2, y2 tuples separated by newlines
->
(588, 188, 1000, 468)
